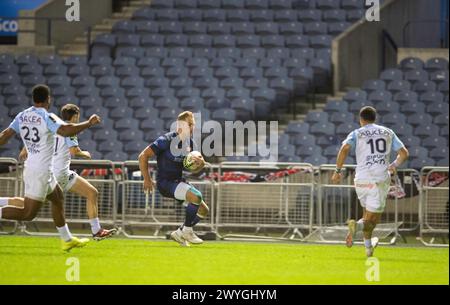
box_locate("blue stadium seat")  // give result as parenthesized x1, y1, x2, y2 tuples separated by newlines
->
(324, 100, 348, 113)
(380, 68, 403, 81)
(400, 57, 424, 71)
(227, 10, 250, 22)
(401, 135, 421, 147)
(414, 124, 440, 138)
(212, 108, 236, 121)
(345, 98, 369, 113)
(404, 69, 429, 83)
(407, 113, 434, 127)
(336, 122, 359, 137)
(16, 54, 38, 66)
(112, 20, 135, 34)
(222, 0, 245, 9)
(203, 9, 226, 22)
(330, 112, 354, 124)
(245, 0, 269, 9)
(104, 151, 128, 161)
(375, 100, 399, 114)
(343, 89, 367, 103)
(274, 10, 297, 22)
(267, 48, 290, 59)
(72, 75, 95, 88)
(221, 77, 244, 89)
(132, 9, 156, 21)
(298, 9, 321, 22)
(362, 79, 386, 92)
(387, 80, 411, 93)
(429, 70, 448, 84)
(328, 22, 351, 35)
(381, 113, 406, 125)
(310, 122, 335, 136)
(433, 113, 449, 127)
(426, 102, 449, 116)
(159, 21, 182, 34)
(368, 90, 392, 104)
(316, 135, 340, 147)
(422, 136, 447, 149)
(140, 117, 164, 131)
(412, 80, 437, 94)
(393, 90, 418, 104)
(202, 87, 225, 99)
(205, 98, 230, 110)
(198, 0, 220, 8)
(279, 144, 296, 157)
(297, 145, 322, 157)
(408, 146, 429, 159)
(390, 124, 413, 138)
(98, 141, 124, 154)
(420, 91, 444, 104)
(410, 157, 435, 169)
(250, 9, 274, 22)
(346, 9, 365, 22)
(323, 9, 346, 22)
(424, 57, 448, 72)
(279, 22, 303, 35)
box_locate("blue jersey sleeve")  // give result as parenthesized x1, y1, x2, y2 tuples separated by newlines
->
(391, 132, 405, 152)
(149, 135, 170, 156)
(65, 136, 79, 148)
(46, 113, 64, 134)
(8, 114, 20, 133)
(342, 130, 357, 148)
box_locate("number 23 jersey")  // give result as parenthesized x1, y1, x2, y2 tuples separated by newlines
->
(343, 123, 405, 182)
(9, 106, 64, 172)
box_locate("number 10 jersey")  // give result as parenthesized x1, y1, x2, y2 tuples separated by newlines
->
(343, 123, 405, 182)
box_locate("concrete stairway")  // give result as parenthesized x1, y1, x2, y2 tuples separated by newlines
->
(58, 0, 151, 57)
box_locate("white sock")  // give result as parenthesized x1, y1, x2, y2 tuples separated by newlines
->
(0, 197, 8, 207)
(56, 224, 73, 242)
(182, 226, 192, 233)
(356, 219, 364, 232)
(89, 217, 101, 235)
(364, 238, 372, 248)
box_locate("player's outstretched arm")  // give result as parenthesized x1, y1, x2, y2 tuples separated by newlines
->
(138, 146, 156, 193)
(331, 143, 351, 184)
(69, 146, 91, 159)
(0, 128, 15, 146)
(57, 115, 101, 137)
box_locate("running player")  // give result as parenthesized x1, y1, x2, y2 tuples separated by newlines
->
(331, 106, 409, 257)
(138, 111, 209, 246)
(0, 84, 101, 251)
(17, 103, 117, 240)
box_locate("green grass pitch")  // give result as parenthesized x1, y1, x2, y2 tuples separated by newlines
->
(0, 236, 448, 284)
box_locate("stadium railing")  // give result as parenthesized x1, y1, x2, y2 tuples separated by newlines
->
(419, 166, 449, 247)
(215, 162, 315, 242)
(0, 158, 20, 235)
(303, 165, 422, 245)
(119, 160, 216, 239)
(0, 158, 447, 246)
(16, 159, 117, 237)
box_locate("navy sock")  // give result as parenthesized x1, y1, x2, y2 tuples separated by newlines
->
(190, 215, 202, 227)
(184, 203, 200, 227)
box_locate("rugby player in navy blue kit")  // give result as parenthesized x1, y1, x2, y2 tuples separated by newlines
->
(138, 111, 209, 246)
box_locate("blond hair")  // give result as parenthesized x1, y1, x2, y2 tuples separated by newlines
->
(177, 111, 195, 126)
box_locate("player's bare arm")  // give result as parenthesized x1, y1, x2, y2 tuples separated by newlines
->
(332, 143, 351, 184)
(57, 114, 101, 137)
(138, 146, 156, 193)
(388, 147, 410, 175)
(19, 147, 28, 162)
(0, 128, 15, 146)
(69, 146, 91, 159)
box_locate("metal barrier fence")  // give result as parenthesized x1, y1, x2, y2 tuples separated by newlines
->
(419, 167, 449, 247)
(216, 162, 315, 241)
(0, 157, 447, 246)
(20, 160, 117, 237)
(304, 165, 422, 245)
(120, 161, 216, 239)
(0, 158, 20, 235)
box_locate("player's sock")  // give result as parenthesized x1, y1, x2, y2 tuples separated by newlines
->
(356, 219, 364, 232)
(184, 203, 199, 227)
(57, 224, 74, 242)
(364, 238, 372, 248)
(190, 214, 204, 227)
(0, 197, 8, 207)
(89, 217, 101, 235)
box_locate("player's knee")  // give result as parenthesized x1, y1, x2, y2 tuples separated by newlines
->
(187, 187, 203, 204)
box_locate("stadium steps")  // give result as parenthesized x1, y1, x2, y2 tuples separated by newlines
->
(58, 0, 151, 57)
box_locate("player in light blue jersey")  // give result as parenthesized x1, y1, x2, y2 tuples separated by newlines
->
(0, 85, 102, 251)
(332, 106, 409, 257)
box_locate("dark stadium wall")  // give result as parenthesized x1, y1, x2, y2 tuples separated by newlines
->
(332, 0, 447, 94)
(18, 0, 112, 49)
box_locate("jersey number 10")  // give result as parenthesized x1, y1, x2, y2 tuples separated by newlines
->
(367, 138, 386, 154)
